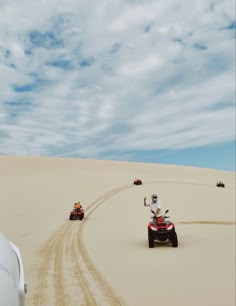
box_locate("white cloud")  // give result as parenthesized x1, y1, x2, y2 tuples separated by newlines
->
(0, 0, 235, 161)
(118, 54, 164, 76)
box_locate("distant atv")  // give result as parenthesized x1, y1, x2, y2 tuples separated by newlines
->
(148, 209, 178, 248)
(134, 178, 142, 185)
(69, 207, 84, 220)
(216, 181, 225, 188)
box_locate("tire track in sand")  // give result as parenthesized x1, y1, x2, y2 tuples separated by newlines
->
(75, 185, 132, 306)
(29, 222, 73, 306)
(178, 221, 236, 225)
(64, 221, 98, 306)
(28, 184, 133, 306)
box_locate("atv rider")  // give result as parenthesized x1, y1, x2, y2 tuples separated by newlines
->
(144, 193, 163, 223)
(74, 201, 82, 213)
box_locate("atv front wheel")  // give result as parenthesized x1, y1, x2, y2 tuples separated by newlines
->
(171, 232, 178, 247)
(148, 229, 154, 248)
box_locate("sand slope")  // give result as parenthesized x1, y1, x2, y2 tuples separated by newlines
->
(0, 155, 235, 306)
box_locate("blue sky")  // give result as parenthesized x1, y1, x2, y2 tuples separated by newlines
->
(0, 0, 235, 171)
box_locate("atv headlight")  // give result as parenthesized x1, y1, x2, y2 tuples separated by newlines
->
(150, 226, 158, 231)
(167, 225, 173, 230)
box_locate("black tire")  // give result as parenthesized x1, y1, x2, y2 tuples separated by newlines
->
(148, 229, 155, 248)
(171, 232, 178, 247)
(69, 215, 73, 220)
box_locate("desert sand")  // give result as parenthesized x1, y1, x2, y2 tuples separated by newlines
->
(0, 155, 235, 306)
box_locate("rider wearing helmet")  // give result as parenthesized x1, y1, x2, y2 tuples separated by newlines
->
(74, 201, 82, 212)
(144, 193, 162, 223)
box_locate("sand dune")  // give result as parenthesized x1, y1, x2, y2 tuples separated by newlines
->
(0, 155, 235, 306)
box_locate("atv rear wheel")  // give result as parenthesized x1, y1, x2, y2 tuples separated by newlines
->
(171, 232, 178, 247)
(148, 229, 154, 248)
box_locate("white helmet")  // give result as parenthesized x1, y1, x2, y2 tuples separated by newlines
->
(151, 194, 158, 202)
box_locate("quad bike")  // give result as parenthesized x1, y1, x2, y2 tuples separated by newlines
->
(134, 178, 142, 185)
(216, 181, 225, 188)
(69, 207, 84, 220)
(147, 209, 178, 248)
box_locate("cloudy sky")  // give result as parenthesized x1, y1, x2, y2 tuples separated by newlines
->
(0, 0, 235, 171)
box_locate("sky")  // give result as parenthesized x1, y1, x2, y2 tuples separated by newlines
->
(0, 0, 235, 172)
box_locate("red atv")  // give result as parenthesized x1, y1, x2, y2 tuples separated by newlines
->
(148, 209, 178, 248)
(134, 178, 142, 185)
(69, 207, 84, 220)
(216, 181, 225, 188)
